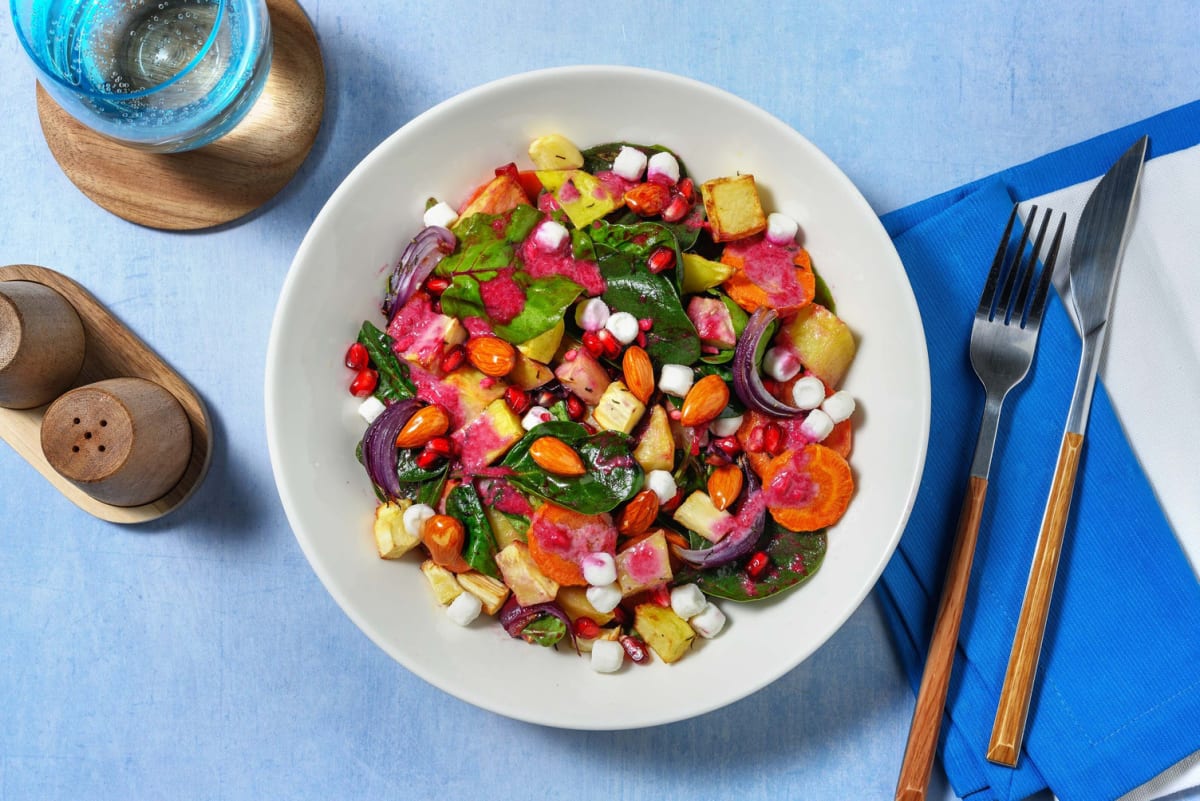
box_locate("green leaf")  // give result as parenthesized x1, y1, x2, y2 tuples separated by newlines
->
(395, 448, 446, 484)
(491, 274, 582, 343)
(701, 349, 735, 365)
(812, 267, 835, 312)
(580, 142, 689, 180)
(500, 421, 643, 514)
(589, 219, 689, 297)
(682, 522, 827, 602)
(416, 468, 449, 507)
(594, 246, 701, 366)
(714, 291, 749, 337)
(519, 614, 567, 647)
(446, 483, 500, 579)
(357, 320, 416, 402)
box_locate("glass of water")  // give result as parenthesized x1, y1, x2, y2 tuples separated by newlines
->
(10, 0, 271, 153)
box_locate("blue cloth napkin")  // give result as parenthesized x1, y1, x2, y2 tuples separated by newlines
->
(876, 101, 1200, 801)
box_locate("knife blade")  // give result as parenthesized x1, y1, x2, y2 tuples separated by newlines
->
(987, 136, 1148, 767)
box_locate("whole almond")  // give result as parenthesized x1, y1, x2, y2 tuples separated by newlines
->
(465, 335, 516, 378)
(622, 345, 655, 404)
(707, 463, 744, 511)
(394, 405, 451, 448)
(680, 374, 730, 427)
(529, 436, 587, 476)
(617, 489, 661, 536)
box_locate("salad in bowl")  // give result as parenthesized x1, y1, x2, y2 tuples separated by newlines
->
(344, 133, 860, 673)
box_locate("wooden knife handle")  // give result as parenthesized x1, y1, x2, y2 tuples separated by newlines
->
(987, 431, 1084, 767)
(895, 475, 988, 801)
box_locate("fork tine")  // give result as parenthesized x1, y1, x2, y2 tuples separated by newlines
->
(977, 204, 1020, 317)
(995, 205, 1037, 319)
(1012, 208, 1052, 324)
(1026, 212, 1066, 329)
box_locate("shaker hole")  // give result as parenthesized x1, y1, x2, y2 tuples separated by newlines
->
(72, 446, 79, 453)
(84, 432, 92, 439)
(100, 420, 107, 427)
(98, 445, 106, 452)
(73, 418, 80, 425)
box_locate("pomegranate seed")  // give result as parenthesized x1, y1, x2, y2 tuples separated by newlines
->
(762, 378, 781, 397)
(565, 394, 586, 421)
(504, 386, 531, 415)
(677, 177, 695, 202)
(690, 439, 700, 456)
(635, 331, 647, 348)
(536, 390, 558, 409)
(746, 425, 766, 452)
(440, 344, 466, 373)
(415, 449, 443, 470)
(661, 196, 690, 223)
(349, 368, 378, 398)
(713, 436, 742, 459)
(596, 328, 621, 358)
(344, 342, 369, 371)
(763, 422, 786, 455)
(581, 331, 604, 358)
(494, 162, 519, 180)
(649, 585, 671, 607)
(611, 606, 629, 627)
(426, 436, 455, 458)
(573, 616, 601, 639)
(581, 422, 598, 435)
(647, 247, 675, 273)
(638, 318, 653, 331)
(620, 635, 649, 664)
(424, 275, 450, 295)
(705, 453, 729, 466)
(746, 551, 770, 578)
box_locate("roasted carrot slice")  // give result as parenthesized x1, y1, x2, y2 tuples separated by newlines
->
(761, 444, 854, 532)
(721, 247, 815, 315)
(527, 502, 618, 586)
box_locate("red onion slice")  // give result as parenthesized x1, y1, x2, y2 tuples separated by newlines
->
(732, 308, 801, 417)
(384, 225, 456, 320)
(361, 399, 422, 499)
(672, 460, 766, 569)
(498, 596, 578, 653)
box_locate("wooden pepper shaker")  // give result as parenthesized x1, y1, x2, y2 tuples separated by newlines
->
(40, 377, 192, 507)
(0, 280, 86, 409)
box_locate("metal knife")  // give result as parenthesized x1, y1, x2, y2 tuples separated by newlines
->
(987, 135, 1149, 767)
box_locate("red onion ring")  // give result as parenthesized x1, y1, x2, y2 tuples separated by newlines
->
(498, 596, 578, 653)
(732, 308, 802, 417)
(384, 225, 456, 320)
(361, 399, 422, 499)
(672, 460, 766, 569)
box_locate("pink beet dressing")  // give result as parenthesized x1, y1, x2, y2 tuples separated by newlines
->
(530, 514, 617, 565)
(407, 363, 466, 428)
(462, 316, 494, 337)
(386, 294, 447, 366)
(518, 236, 606, 297)
(479, 479, 533, 516)
(711, 490, 767, 542)
(763, 449, 818, 510)
(453, 416, 509, 474)
(724, 235, 807, 309)
(479, 268, 526, 324)
(558, 179, 581, 203)
(622, 538, 667, 585)
(595, 170, 635, 199)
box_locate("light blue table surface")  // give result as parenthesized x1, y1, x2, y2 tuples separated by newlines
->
(3, 3, 1199, 800)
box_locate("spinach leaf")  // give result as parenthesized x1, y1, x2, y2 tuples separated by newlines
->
(812, 267, 835, 312)
(682, 522, 827, 602)
(701, 349, 735, 365)
(416, 467, 448, 507)
(500, 421, 643, 514)
(357, 320, 416, 402)
(446, 483, 500, 579)
(580, 142, 689, 180)
(606, 208, 704, 253)
(395, 447, 446, 484)
(520, 614, 567, 647)
(589, 219, 689, 298)
(435, 207, 581, 343)
(492, 274, 581, 343)
(593, 243, 700, 366)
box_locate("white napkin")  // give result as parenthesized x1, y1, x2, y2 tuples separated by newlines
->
(1020, 143, 1200, 801)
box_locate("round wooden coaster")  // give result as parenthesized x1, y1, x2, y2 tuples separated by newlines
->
(35, 0, 325, 231)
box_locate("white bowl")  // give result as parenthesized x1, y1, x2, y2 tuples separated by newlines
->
(266, 66, 929, 730)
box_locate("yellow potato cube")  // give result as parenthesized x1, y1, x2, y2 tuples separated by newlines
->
(374, 500, 418, 559)
(633, 603, 695, 664)
(420, 560, 463, 605)
(700, 175, 767, 242)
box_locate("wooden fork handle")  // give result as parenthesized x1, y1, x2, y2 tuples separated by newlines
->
(987, 431, 1084, 767)
(895, 475, 988, 801)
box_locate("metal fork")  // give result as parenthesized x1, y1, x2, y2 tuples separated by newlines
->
(895, 204, 1066, 801)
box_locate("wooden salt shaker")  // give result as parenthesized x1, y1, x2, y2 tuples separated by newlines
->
(0, 280, 86, 409)
(40, 377, 192, 507)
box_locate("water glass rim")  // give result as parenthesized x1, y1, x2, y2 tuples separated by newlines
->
(9, 0, 230, 101)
